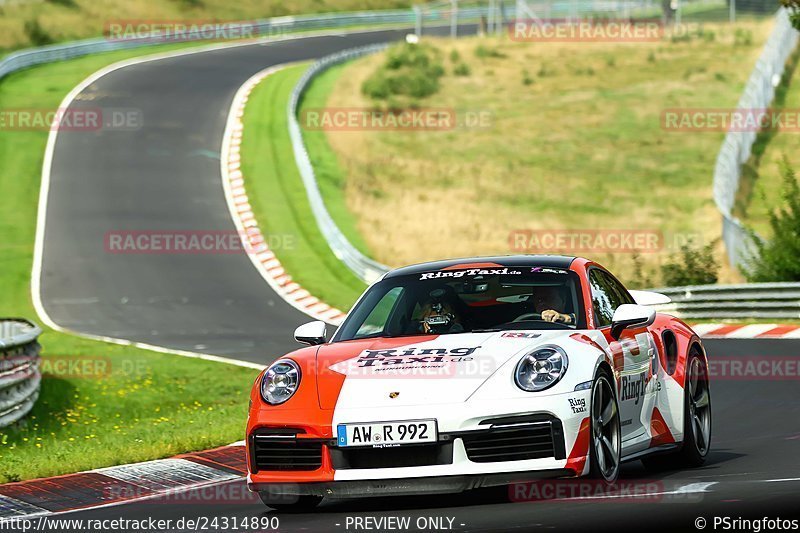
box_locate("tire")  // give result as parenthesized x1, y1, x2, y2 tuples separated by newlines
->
(258, 493, 322, 512)
(642, 348, 711, 471)
(588, 368, 621, 483)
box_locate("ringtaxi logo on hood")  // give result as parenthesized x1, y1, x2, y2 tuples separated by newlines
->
(419, 268, 521, 280)
(327, 346, 498, 379)
(357, 346, 479, 368)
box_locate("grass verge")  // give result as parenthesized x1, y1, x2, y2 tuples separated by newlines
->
(0, 43, 260, 484)
(239, 64, 367, 312)
(307, 22, 774, 286)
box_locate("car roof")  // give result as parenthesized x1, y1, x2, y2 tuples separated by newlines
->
(383, 255, 577, 279)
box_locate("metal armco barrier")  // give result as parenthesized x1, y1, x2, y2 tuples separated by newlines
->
(288, 45, 393, 284)
(712, 8, 799, 268)
(650, 282, 800, 319)
(0, 9, 419, 83)
(0, 319, 42, 428)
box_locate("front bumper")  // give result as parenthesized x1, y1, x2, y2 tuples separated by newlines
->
(249, 469, 573, 499)
(246, 389, 593, 492)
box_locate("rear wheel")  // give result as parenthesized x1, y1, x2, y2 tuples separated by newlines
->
(258, 493, 322, 512)
(642, 348, 711, 470)
(588, 370, 621, 483)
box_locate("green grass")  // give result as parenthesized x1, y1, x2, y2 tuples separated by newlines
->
(240, 64, 367, 312)
(0, 43, 260, 483)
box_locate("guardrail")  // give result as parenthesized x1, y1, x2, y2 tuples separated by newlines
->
(0, 8, 426, 83)
(712, 8, 800, 268)
(288, 44, 394, 284)
(0, 4, 507, 84)
(0, 319, 42, 428)
(650, 282, 800, 319)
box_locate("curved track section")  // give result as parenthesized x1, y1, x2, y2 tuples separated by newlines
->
(38, 30, 429, 363)
(37, 27, 800, 531)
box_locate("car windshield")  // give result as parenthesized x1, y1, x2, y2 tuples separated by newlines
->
(334, 266, 586, 342)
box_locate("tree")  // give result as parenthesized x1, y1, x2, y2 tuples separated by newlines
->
(744, 155, 800, 281)
(781, 0, 800, 30)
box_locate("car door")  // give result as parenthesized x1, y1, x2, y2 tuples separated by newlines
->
(588, 268, 653, 445)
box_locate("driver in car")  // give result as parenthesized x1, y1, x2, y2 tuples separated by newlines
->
(532, 286, 575, 325)
(418, 289, 465, 334)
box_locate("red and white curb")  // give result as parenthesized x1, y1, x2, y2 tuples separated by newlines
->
(693, 323, 800, 339)
(0, 443, 248, 521)
(220, 65, 347, 326)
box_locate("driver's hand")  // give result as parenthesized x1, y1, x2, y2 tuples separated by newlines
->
(541, 309, 560, 322)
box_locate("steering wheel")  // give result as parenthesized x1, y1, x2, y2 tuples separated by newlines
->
(512, 312, 544, 323)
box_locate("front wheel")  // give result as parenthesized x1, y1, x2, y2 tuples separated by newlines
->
(258, 493, 322, 512)
(588, 371, 621, 483)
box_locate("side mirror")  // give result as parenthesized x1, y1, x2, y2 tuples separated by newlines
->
(294, 321, 327, 346)
(610, 304, 656, 340)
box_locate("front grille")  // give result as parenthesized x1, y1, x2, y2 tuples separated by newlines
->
(461, 424, 556, 463)
(330, 443, 453, 470)
(250, 429, 324, 472)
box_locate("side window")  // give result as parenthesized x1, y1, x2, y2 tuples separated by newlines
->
(602, 271, 635, 307)
(589, 270, 615, 327)
(589, 269, 634, 327)
(355, 287, 404, 337)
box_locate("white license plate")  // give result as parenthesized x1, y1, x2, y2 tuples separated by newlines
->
(337, 419, 437, 447)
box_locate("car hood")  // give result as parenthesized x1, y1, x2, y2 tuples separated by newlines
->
(316, 330, 571, 409)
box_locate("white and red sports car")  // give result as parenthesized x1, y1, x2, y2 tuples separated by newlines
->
(246, 256, 711, 510)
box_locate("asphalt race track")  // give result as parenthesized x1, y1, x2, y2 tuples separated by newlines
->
(58, 338, 800, 532)
(38, 26, 800, 532)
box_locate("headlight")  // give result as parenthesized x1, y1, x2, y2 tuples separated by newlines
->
(260, 359, 301, 405)
(515, 345, 568, 392)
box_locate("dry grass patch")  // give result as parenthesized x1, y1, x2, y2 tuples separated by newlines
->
(316, 20, 774, 285)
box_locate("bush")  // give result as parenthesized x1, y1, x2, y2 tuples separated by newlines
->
(453, 62, 471, 76)
(522, 70, 534, 85)
(24, 19, 54, 46)
(46, 0, 78, 7)
(474, 44, 506, 59)
(734, 28, 753, 46)
(362, 43, 445, 104)
(784, 0, 800, 30)
(660, 240, 719, 286)
(744, 156, 800, 281)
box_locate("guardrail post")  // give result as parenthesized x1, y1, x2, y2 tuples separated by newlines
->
(451, 0, 459, 38)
